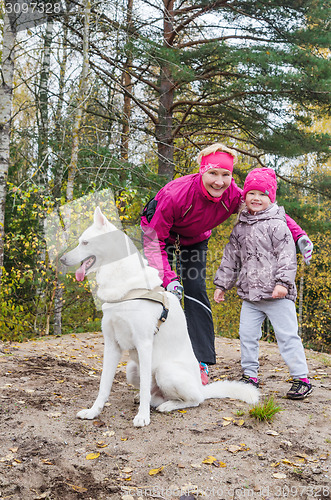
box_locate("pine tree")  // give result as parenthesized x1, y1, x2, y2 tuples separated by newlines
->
(87, 0, 330, 179)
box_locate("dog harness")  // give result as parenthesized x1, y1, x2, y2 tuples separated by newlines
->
(105, 287, 169, 334)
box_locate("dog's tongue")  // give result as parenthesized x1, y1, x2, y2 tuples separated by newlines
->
(75, 261, 87, 282)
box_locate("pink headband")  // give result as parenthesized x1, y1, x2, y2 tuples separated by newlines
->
(200, 151, 234, 175)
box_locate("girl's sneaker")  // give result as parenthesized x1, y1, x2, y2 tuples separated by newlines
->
(199, 362, 209, 385)
(286, 379, 313, 399)
(239, 374, 259, 388)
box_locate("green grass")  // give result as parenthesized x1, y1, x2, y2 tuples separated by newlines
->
(249, 396, 283, 422)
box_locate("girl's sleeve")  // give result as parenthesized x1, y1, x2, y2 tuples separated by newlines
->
(213, 230, 241, 291)
(272, 222, 297, 288)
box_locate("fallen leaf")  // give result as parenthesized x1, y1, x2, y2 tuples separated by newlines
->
(96, 441, 108, 448)
(93, 420, 105, 427)
(235, 419, 245, 426)
(121, 437, 128, 441)
(122, 467, 133, 474)
(86, 452, 100, 460)
(103, 430, 115, 437)
(49, 412, 61, 418)
(273, 472, 287, 479)
(178, 410, 187, 413)
(271, 462, 280, 467)
(213, 460, 227, 468)
(282, 459, 295, 466)
(202, 456, 216, 464)
(223, 421, 232, 427)
(149, 466, 164, 476)
(66, 483, 88, 493)
(42, 460, 54, 465)
(119, 475, 132, 482)
(223, 417, 234, 421)
(228, 445, 241, 454)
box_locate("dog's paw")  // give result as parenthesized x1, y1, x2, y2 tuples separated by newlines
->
(133, 413, 150, 427)
(76, 408, 100, 420)
(156, 401, 176, 413)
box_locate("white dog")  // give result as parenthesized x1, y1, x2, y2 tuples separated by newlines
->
(60, 207, 258, 427)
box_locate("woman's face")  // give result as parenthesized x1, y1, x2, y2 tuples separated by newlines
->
(202, 168, 232, 198)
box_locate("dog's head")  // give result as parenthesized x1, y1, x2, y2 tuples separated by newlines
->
(60, 207, 118, 281)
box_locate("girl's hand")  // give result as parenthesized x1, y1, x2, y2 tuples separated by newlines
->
(214, 289, 225, 303)
(272, 284, 288, 299)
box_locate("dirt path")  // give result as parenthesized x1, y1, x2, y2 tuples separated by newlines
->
(0, 333, 330, 500)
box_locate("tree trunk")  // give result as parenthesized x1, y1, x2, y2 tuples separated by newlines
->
(66, 0, 91, 202)
(53, 20, 69, 337)
(37, 19, 53, 184)
(120, 0, 134, 163)
(34, 20, 54, 334)
(155, 0, 175, 181)
(0, 13, 16, 279)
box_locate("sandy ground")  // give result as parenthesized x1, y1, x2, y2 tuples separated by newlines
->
(0, 333, 330, 500)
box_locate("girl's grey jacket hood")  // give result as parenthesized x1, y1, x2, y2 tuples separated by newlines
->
(214, 204, 297, 302)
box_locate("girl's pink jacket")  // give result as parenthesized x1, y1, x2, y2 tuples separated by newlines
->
(141, 173, 306, 287)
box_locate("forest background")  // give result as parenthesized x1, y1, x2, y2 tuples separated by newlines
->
(0, 0, 330, 352)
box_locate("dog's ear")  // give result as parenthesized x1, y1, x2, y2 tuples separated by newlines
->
(94, 207, 107, 229)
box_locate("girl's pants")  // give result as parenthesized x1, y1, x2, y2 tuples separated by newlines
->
(166, 239, 216, 365)
(239, 299, 308, 379)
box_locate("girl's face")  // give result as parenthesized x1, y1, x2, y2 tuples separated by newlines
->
(245, 190, 271, 213)
(202, 168, 232, 198)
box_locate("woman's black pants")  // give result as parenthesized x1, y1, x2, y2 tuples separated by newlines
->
(165, 239, 216, 365)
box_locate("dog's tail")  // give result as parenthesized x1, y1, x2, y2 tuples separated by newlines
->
(202, 380, 259, 405)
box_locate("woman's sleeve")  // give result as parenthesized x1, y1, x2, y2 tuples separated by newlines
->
(285, 214, 307, 242)
(141, 194, 177, 287)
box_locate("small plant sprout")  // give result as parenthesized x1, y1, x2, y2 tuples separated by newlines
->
(249, 396, 283, 422)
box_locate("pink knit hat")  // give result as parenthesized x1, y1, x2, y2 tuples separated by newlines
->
(200, 151, 234, 175)
(243, 168, 277, 203)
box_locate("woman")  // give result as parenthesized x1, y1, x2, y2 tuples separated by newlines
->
(141, 143, 313, 384)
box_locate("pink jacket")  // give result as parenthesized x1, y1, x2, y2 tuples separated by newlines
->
(141, 173, 306, 287)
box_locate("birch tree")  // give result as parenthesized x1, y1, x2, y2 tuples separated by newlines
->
(0, 12, 16, 279)
(36, 19, 54, 186)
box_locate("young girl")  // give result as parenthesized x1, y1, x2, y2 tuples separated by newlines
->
(213, 168, 312, 399)
(141, 144, 313, 386)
